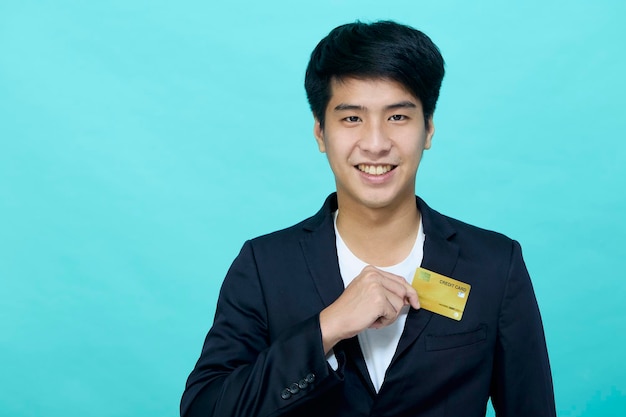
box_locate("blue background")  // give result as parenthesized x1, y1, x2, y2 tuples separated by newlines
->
(1, 1, 625, 416)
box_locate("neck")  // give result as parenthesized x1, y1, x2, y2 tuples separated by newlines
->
(335, 196, 421, 267)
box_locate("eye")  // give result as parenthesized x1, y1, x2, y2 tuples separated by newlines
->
(343, 116, 361, 123)
(389, 114, 407, 121)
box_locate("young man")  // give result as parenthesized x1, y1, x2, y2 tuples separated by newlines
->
(181, 21, 556, 417)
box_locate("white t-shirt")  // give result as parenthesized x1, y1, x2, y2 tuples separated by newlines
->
(330, 211, 425, 392)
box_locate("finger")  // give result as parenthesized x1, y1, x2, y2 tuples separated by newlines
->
(386, 292, 407, 317)
(370, 307, 398, 329)
(376, 273, 415, 299)
(375, 295, 409, 326)
(379, 291, 409, 325)
(375, 270, 420, 310)
(403, 283, 420, 309)
(358, 266, 420, 311)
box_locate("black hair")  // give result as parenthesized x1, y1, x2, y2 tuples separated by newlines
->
(305, 20, 445, 128)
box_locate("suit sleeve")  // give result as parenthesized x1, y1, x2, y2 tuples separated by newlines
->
(180, 241, 344, 417)
(490, 240, 556, 417)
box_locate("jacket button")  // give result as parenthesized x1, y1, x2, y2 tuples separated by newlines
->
(305, 373, 315, 383)
(288, 383, 300, 394)
(298, 379, 308, 390)
(281, 388, 291, 400)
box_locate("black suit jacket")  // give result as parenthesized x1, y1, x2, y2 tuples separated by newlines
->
(181, 194, 556, 417)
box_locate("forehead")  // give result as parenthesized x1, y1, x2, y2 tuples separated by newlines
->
(327, 77, 420, 110)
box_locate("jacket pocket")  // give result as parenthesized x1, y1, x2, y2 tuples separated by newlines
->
(425, 324, 487, 351)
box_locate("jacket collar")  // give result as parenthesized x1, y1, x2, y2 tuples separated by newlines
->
(299, 194, 343, 307)
(299, 193, 460, 304)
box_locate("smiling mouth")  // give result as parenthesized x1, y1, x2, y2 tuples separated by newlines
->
(356, 164, 396, 175)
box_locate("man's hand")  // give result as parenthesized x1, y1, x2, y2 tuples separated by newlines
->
(319, 265, 420, 353)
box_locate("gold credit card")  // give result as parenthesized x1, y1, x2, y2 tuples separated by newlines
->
(411, 267, 471, 321)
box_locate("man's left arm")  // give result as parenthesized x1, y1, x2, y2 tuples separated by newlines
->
(490, 240, 557, 417)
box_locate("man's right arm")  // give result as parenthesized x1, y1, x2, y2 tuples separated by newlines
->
(180, 241, 343, 417)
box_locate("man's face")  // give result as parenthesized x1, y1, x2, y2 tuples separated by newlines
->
(314, 77, 434, 212)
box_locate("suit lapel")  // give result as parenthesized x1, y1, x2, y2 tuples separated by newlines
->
(299, 195, 345, 307)
(392, 197, 460, 363)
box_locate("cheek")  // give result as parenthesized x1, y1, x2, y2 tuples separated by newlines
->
(325, 145, 356, 174)
(321, 130, 361, 165)
(409, 133, 430, 154)
(324, 146, 343, 167)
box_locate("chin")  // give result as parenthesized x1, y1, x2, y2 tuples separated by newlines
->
(337, 183, 414, 211)
(357, 194, 401, 210)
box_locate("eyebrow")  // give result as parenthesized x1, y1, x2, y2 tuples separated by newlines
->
(386, 101, 417, 110)
(333, 104, 365, 112)
(333, 101, 417, 112)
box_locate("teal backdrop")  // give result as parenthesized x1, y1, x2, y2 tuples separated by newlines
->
(1, 1, 625, 416)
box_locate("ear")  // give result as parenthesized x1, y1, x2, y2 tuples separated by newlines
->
(313, 118, 326, 153)
(424, 116, 435, 150)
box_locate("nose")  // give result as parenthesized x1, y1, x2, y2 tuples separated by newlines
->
(358, 120, 391, 154)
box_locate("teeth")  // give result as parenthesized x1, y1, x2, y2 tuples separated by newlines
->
(357, 164, 393, 175)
